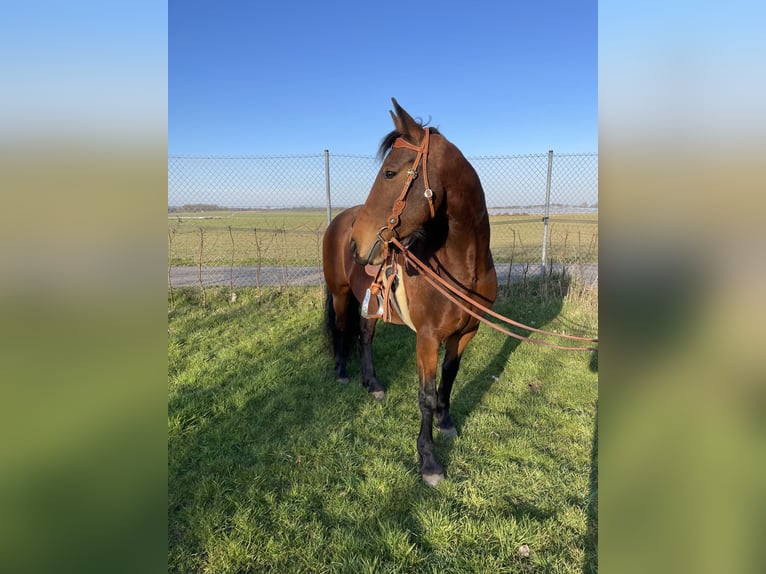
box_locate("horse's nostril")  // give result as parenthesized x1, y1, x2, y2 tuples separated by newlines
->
(349, 239, 357, 256)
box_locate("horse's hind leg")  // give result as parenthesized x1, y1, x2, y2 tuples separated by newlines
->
(360, 317, 385, 400)
(326, 289, 357, 384)
(436, 329, 478, 437)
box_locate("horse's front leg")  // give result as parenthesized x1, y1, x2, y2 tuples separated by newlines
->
(416, 332, 444, 486)
(436, 329, 478, 437)
(359, 316, 385, 400)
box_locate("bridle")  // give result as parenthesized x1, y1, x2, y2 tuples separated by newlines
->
(366, 127, 598, 352)
(377, 127, 435, 244)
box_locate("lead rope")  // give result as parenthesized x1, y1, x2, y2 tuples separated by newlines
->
(390, 236, 598, 352)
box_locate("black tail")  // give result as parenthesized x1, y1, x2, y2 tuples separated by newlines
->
(324, 287, 361, 360)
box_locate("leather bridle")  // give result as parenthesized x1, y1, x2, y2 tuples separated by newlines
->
(367, 127, 598, 351)
(377, 127, 435, 244)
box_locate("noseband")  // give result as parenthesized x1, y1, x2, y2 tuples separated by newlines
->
(378, 127, 435, 243)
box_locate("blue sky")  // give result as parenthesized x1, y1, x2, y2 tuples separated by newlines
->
(170, 1, 597, 156)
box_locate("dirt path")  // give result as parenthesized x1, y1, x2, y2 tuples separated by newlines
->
(169, 263, 597, 288)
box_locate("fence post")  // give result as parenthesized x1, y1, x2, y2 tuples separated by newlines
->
(324, 149, 332, 225)
(541, 149, 553, 276)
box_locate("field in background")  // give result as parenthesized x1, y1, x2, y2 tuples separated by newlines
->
(168, 209, 598, 268)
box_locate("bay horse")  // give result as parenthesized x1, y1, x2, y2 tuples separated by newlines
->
(323, 99, 497, 486)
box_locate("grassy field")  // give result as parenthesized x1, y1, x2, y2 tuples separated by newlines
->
(168, 209, 598, 267)
(168, 279, 598, 573)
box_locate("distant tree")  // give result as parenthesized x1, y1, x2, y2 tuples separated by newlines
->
(179, 203, 225, 212)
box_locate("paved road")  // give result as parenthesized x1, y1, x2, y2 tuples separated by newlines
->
(169, 263, 598, 288)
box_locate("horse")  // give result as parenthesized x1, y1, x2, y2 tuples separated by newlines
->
(322, 98, 497, 486)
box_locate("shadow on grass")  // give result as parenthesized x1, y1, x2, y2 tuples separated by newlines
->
(366, 272, 580, 561)
(584, 404, 598, 574)
(359, 273, 573, 478)
(168, 290, 375, 571)
(585, 326, 598, 572)
(440, 273, 574, 464)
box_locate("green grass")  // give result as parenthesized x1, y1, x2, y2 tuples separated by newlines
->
(168, 281, 598, 573)
(167, 209, 330, 267)
(490, 214, 598, 265)
(167, 210, 598, 267)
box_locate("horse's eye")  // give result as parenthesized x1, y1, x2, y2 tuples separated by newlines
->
(383, 170, 397, 180)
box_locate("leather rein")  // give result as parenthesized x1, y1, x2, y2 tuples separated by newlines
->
(369, 128, 598, 352)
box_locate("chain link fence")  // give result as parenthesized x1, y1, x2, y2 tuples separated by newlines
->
(168, 151, 597, 294)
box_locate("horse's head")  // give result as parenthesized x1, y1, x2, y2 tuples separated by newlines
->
(350, 99, 446, 265)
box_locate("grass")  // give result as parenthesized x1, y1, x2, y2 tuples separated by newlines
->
(490, 214, 598, 266)
(167, 210, 329, 268)
(168, 279, 598, 573)
(167, 210, 598, 267)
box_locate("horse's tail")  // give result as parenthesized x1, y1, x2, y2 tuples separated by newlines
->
(324, 286, 360, 359)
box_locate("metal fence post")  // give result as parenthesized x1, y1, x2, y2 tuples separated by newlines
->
(540, 149, 553, 275)
(324, 149, 332, 225)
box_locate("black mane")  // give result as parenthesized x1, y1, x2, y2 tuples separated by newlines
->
(377, 126, 441, 159)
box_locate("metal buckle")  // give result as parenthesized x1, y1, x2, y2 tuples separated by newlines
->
(424, 188, 433, 199)
(377, 226, 390, 243)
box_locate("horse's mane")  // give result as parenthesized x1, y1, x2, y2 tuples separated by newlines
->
(378, 125, 441, 159)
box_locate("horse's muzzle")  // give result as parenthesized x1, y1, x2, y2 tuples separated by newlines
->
(350, 237, 384, 266)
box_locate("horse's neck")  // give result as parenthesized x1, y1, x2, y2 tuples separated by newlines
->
(441, 150, 489, 239)
(446, 187, 490, 243)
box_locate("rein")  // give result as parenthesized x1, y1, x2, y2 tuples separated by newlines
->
(369, 127, 598, 352)
(390, 236, 598, 352)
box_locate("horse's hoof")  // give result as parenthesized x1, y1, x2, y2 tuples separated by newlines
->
(422, 472, 445, 487)
(371, 389, 386, 400)
(337, 377, 349, 385)
(438, 425, 458, 438)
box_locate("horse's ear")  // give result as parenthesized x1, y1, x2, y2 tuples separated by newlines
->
(390, 98, 425, 144)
